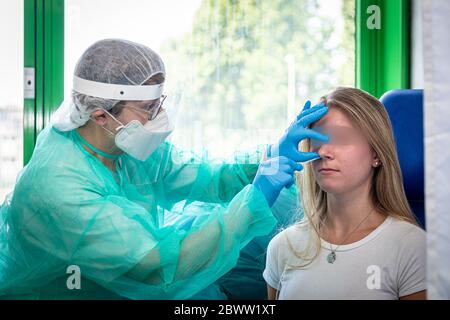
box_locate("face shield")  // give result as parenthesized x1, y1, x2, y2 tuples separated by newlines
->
(72, 76, 175, 161)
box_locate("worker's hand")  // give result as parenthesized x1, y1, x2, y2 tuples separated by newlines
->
(253, 156, 303, 207)
(269, 101, 330, 162)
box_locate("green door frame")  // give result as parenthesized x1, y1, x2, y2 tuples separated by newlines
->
(356, 0, 411, 98)
(23, 0, 64, 165)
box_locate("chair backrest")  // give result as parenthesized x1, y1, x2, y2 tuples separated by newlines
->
(380, 89, 425, 228)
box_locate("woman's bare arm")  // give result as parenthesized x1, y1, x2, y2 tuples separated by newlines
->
(400, 290, 427, 300)
(267, 284, 278, 300)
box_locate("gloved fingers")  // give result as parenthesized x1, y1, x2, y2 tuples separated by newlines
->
(278, 163, 293, 174)
(297, 102, 327, 120)
(289, 151, 321, 163)
(304, 100, 312, 111)
(274, 158, 293, 173)
(297, 107, 329, 128)
(302, 128, 330, 143)
(297, 101, 312, 120)
(255, 160, 271, 176)
(279, 164, 298, 175)
(285, 158, 304, 172)
(288, 103, 325, 131)
(258, 157, 289, 176)
(263, 157, 303, 177)
(286, 174, 300, 188)
(295, 162, 304, 172)
(288, 126, 329, 145)
(274, 157, 300, 173)
(283, 174, 295, 188)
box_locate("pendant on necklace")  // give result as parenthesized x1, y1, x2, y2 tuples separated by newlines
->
(327, 251, 336, 264)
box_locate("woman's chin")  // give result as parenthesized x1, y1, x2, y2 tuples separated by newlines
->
(317, 181, 345, 194)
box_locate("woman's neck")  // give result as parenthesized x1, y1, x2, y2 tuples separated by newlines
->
(323, 181, 386, 242)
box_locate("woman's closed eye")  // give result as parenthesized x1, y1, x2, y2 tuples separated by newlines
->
(310, 126, 362, 149)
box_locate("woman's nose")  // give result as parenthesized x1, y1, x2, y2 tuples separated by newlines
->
(317, 143, 335, 159)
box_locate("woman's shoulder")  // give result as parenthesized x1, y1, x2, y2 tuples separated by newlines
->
(380, 216, 426, 256)
(268, 221, 312, 253)
(385, 216, 426, 240)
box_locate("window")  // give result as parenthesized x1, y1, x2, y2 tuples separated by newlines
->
(0, 0, 24, 201)
(65, 0, 355, 158)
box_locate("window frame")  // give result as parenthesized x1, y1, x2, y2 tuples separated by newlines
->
(356, 0, 411, 98)
(24, 0, 64, 165)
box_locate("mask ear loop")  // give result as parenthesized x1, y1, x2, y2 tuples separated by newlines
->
(89, 108, 125, 135)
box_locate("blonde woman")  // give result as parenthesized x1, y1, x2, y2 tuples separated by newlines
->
(263, 87, 426, 300)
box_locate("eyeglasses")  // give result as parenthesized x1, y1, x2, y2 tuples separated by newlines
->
(126, 94, 167, 121)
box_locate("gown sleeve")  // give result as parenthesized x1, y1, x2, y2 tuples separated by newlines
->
(142, 142, 269, 208)
(1, 147, 276, 299)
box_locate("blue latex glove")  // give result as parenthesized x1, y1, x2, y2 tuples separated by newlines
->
(253, 156, 303, 207)
(269, 101, 330, 162)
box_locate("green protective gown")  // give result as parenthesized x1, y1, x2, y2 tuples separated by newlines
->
(217, 186, 302, 299)
(0, 125, 278, 299)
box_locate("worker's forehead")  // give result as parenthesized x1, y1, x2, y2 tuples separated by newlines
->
(312, 106, 354, 129)
(122, 98, 159, 106)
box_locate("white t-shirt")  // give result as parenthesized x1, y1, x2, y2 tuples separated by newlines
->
(263, 216, 427, 300)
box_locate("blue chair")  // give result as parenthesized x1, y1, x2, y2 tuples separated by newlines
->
(380, 90, 425, 229)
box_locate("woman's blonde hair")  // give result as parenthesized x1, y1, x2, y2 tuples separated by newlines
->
(287, 87, 419, 267)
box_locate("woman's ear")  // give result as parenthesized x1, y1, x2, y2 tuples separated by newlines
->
(372, 153, 381, 167)
(90, 109, 108, 126)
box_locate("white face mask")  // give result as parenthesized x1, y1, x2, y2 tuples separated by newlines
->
(103, 109, 174, 161)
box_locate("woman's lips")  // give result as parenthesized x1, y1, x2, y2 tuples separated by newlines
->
(318, 168, 339, 174)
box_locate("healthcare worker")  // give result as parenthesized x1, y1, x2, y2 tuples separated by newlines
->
(0, 39, 328, 299)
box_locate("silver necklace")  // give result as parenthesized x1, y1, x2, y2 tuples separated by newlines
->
(324, 207, 376, 264)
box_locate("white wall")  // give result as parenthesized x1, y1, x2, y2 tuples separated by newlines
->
(411, 0, 424, 89)
(0, 0, 24, 202)
(423, 0, 450, 300)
